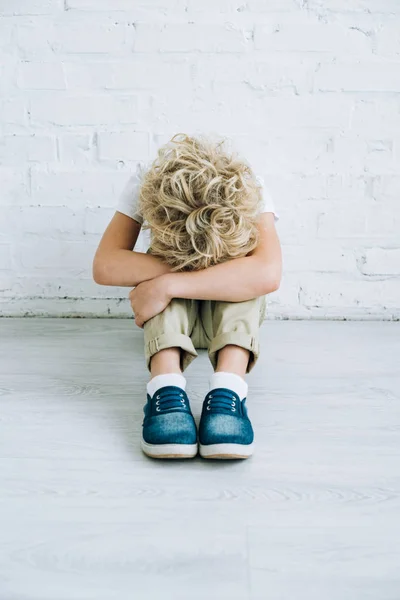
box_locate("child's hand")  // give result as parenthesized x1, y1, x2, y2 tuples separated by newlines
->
(129, 275, 172, 328)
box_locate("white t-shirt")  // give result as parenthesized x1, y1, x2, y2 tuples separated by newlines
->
(116, 165, 279, 253)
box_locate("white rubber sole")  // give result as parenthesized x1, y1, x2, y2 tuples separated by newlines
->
(199, 442, 254, 460)
(141, 439, 198, 459)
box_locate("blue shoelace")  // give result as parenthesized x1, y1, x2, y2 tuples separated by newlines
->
(154, 388, 189, 414)
(205, 390, 239, 414)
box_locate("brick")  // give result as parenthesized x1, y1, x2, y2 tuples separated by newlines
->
(351, 99, 400, 137)
(271, 273, 302, 308)
(29, 94, 138, 126)
(229, 95, 352, 131)
(0, 244, 13, 270)
(84, 207, 114, 234)
(283, 243, 357, 273)
(0, 207, 18, 240)
(307, 0, 400, 13)
(7, 277, 121, 299)
(0, 135, 56, 164)
(0, 0, 63, 15)
(365, 140, 397, 175)
(189, 94, 351, 136)
(3, 276, 101, 299)
(261, 133, 333, 175)
(17, 207, 85, 239)
(110, 59, 192, 90)
(361, 248, 400, 275)
(18, 61, 66, 90)
(372, 176, 400, 199)
(65, 0, 138, 8)
(19, 240, 97, 270)
(375, 21, 400, 57)
(0, 168, 29, 205)
(315, 63, 400, 92)
(193, 55, 317, 95)
(55, 21, 129, 54)
(64, 59, 192, 91)
(0, 22, 13, 51)
(0, 61, 19, 95)
(0, 98, 27, 128)
(271, 200, 321, 243)
(97, 131, 150, 161)
(300, 274, 400, 310)
(327, 137, 394, 175)
(326, 175, 370, 201)
(255, 18, 370, 54)
(135, 23, 249, 53)
(16, 20, 56, 58)
(66, 0, 184, 8)
(365, 204, 400, 238)
(63, 62, 111, 90)
(318, 205, 368, 239)
(30, 168, 130, 209)
(186, 0, 242, 12)
(248, 0, 303, 10)
(262, 174, 329, 205)
(57, 134, 94, 165)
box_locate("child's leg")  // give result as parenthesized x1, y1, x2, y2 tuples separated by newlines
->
(141, 298, 200, 459)
(206, 296, 265, 375)
(198, 297, 266, 459)
(215, 345, 250, 376)
(203, 296, 265, 398)
(144, 297, 199, 372)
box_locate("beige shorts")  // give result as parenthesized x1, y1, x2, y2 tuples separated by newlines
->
(143, 296, 267, 373)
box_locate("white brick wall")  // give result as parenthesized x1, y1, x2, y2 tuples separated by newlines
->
(1, 0, 399, 319)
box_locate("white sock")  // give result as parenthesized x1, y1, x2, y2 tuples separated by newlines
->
(209, 372, 248, 401)
(147, 373, 186, 398)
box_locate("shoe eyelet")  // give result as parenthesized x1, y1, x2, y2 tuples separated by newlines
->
(156, 407, 161, 412)
(179, 393, 184, 397)
(207, 406, 211, 411)
(180, 399, 185, 403)
(232, 396, 236, 401)
(156, 400, 160, 405)
(209, 395, 213, 399)
(156, 395, 160, 400)
(207, 399, 211, 404)
(231, 402, 235, 407)
(231, 408, 236, 412)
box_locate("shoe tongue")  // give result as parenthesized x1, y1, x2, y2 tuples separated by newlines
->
(209, 388, 241, 402)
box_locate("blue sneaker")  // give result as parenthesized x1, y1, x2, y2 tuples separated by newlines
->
(141, 386, 198, 459)
(199, 388, 254, 459)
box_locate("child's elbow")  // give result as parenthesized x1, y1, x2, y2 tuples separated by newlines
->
(92, 255, 109, 285)
(268, 276, 281, 293)
(259, 267, 281, 295)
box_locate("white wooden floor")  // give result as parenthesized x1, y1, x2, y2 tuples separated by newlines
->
(0, 318, 399, 600)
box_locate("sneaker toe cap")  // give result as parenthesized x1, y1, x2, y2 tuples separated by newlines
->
(200, 414, 254, 446)
(143, 412, 197, 445)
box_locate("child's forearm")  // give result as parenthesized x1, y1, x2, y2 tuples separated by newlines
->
(93, 249, 172, 287)
(163, 255, 281, 302)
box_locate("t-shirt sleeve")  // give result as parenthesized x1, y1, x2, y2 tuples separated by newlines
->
(116, 172, 143, 224)
(255, 175, 280, 222)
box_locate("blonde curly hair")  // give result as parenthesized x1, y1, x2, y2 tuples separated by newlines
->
(138, 133, 263, 271)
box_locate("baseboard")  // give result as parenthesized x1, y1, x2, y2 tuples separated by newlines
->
(0, 297, 399, 320)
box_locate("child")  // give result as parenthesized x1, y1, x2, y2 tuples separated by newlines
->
(93, 134, 282, 460)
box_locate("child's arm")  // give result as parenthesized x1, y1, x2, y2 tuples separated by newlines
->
(131, 213, 282, 327)
(167, 213, 281, 300)
(92, 212, 171, 287)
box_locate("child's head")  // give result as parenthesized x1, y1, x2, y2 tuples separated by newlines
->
(139, 133, 262, 271)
